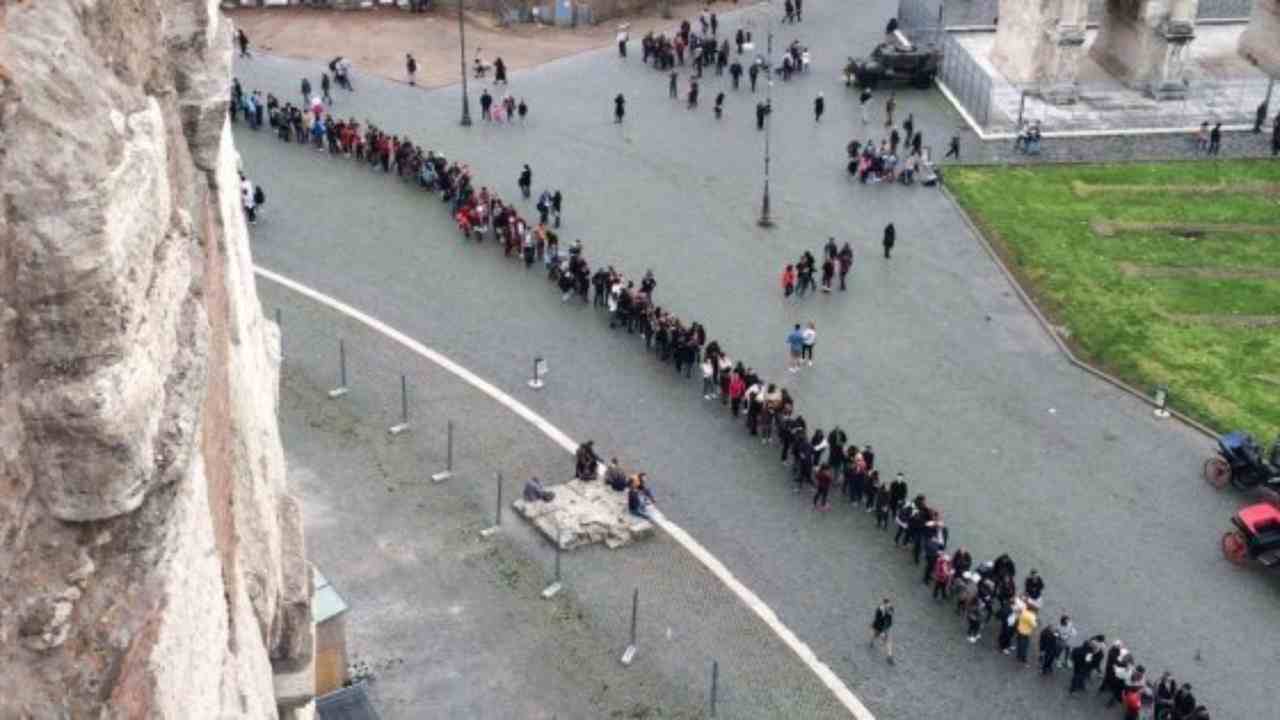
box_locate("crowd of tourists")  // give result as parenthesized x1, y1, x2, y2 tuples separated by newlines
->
(230, 6, 1221, 716)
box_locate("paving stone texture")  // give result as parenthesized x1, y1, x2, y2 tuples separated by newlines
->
(233, 1, 1280, 718)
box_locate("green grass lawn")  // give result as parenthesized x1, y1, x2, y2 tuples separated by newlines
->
(947, 160, 1280, 441)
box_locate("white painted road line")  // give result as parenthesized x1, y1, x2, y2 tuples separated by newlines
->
(255, 265, 875, 720)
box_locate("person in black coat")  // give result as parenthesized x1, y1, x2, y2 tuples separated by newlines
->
(614, 93, 626, 123)
(882, 222, 896, 258)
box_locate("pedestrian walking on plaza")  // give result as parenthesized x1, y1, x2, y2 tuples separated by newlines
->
(614, 93, 626, 123)
(480, 89, 493, 120)
(300, 77, 311, 106)
(688, 79, 699, 108)
(237, 28, 251, 58)
(1154, 672, 1176, 720)
(749, 62, 760, 92)
(551, 190, 562, 228)
(1045, 615, 1075, 673)
(814, 92, 825, 122)
(494, 57, 507, 85)
(884, 91, 896, 128)
(874, 480, 891, 528)
(711, 12, 719, 36)
(783, 0, 795, 23)
(945, 135, 961, 160)
(903, 113, 914, 145)
(518, 164, 532, 200)
(715, 92, 725, 120)
(795, 0, 803, 22)
(781, 264, 797, 297)
(820, 256, 834, 291)
(239, 173, 257, 225)
(518, 98, 528, 123)
(406, 53, 417, 86)
(786, 324, 805, 372)
(756, 101, 769, 130)
(1038, 622, 1059, 674)
(869, 597, 895, 665)
(801, 322, 816, 365)
(617, 28, 629, 58)
(1208, 122, 1222, 155)
(669, 70, 679, 98)
(837, 242, 853, 290)
(882, 222, 896, 259)
(321, 73, 333, 105)
(736, 28, 746, 54)
(859, 87, 872, 124)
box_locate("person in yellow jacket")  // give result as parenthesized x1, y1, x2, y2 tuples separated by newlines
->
(1014, 600, 1039, 666)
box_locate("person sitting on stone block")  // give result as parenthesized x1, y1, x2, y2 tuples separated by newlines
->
(605, 458, 629, 492)
(628, 473, 656, 521)
(575, 440, 600, 481)
(523, 477, 555, 503)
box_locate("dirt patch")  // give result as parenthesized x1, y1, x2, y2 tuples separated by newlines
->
(1072, 180, 1280, 198)
(227, 3, 724, 88)
(1165, 313, 1280, 329)
(1090, 220, 1280, 237)
(1115, 262, 1280, 280)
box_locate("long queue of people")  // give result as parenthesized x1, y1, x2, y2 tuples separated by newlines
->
(229, 59, 1215, 720)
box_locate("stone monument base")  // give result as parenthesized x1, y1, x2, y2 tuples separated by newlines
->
(513, 479, 655, 550)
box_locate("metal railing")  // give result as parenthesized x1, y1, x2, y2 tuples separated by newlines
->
(897, 0, 1253, 30)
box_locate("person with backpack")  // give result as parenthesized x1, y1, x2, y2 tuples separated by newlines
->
(869, 597, 895, 665)
(239, 173, 257, 225)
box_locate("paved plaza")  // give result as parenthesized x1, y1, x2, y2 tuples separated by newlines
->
(234, 1, 1280, 717)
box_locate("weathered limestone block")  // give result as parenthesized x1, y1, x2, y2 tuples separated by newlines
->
(513, 479, 655, 550)
(991, 0, 1090, 103)
(1091, 0, 1200, 98)
(1239, 0, 1280, 77)
(0, 0, 309, 717)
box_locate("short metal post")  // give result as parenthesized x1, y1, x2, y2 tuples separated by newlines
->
(542, 528, 563, 599)
(274, 308, 283, 360)
(710, 660, 719, 717)
(528, 356, 545, 389)
(328, 339, 350, 398)
(432, 420, 455, 482)
(621, 587, 639, 665)
(1017, 90, 1026, 129)
(389, 374, 411, 435)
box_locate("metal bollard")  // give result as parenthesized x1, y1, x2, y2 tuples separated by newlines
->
(621, 588, 639, 665)
(480, 471, 503, 538)
(710, 660, 719, 717)
(432, 420, 455, 482)
(542, 528, 563, 599)
(328, 339, 350, 398)
(389, 374, 411, 435)
(274, 308, 283, 361)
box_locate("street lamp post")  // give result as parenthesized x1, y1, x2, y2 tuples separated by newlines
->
(757, 10, 774, 228)
(458, 0, 472, 127)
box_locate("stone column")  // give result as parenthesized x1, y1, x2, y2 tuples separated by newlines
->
(1090, 0, 1199, 99)
(990, 0, 1088, 104)
(1239, 0, 1280, 78)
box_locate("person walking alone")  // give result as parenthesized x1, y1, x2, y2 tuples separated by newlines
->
(882, 222, 896, 259)
(614, 93, 626, 123)
(945, 135, 960, 160)
(869, 597, 895, 665)
(617, 28, 629, 58)
(405, 53, 417, 86)
(669, 70, 679, 99)
(814, 92, 824, 122)
(1208, 122, 1222, 156)
(518, 164, 533, 200)
(300, 77, 312, 106)
(859, 87, 872, 124)
(786, 324, 805, 372)
(801, 322, 816, 366)
(320, 72, 333, 106)
(884, 92, 896, 128)
(237, 28, 251, 58)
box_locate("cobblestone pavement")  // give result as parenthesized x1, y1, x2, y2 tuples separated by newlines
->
(234, 1, 1280, 717)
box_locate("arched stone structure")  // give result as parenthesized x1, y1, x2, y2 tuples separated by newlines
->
(1239, 0, 1280, 77)
(1089, 0, 1199, 99)
(990, 0, 1090, 103)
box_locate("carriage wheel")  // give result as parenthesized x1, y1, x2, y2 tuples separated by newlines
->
(1222, 530, 1248, 566)
(1203, 457, 1231, 489)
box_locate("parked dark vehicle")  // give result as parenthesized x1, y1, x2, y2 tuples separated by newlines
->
(845, 40, 941, 89)
(1204, 431, 1280, 491)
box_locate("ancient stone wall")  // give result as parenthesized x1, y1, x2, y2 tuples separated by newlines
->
(1239, 0, 1280, 76)
(0, 1, 309, 717)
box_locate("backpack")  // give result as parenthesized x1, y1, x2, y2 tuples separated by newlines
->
(253, 186, 265, 206)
